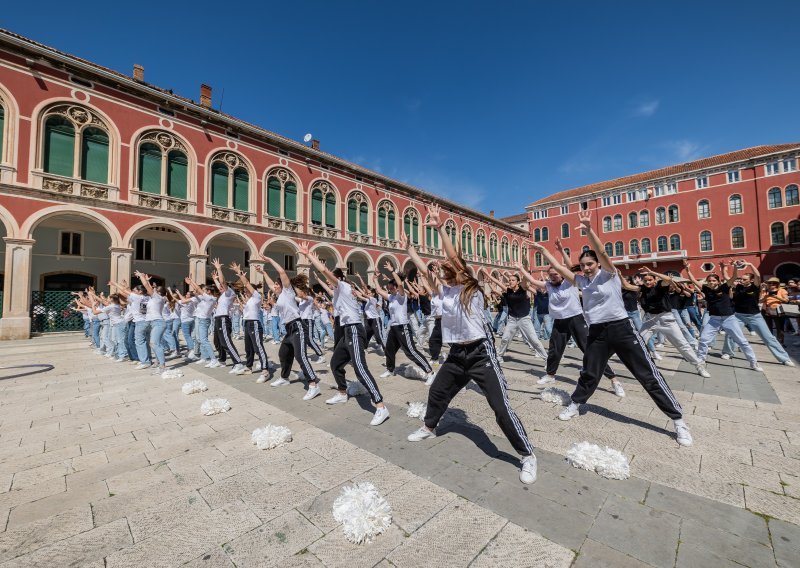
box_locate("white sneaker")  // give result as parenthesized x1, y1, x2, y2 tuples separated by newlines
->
(196, 359, 208, 365)
(721, 353, 731, 360)
(519, 455, 537, 484)
(252, 362, 261, 372)
(186, 352, 198, 361)
(256, 374, 268, 384)
(370, 407, 390, 426)
(379, 370, 394, 379)
(205, 359, 219, 368)
(303, 385, 321, 401)
(270, 377, 290, 387)
(784, 360, 796, 367)
(407, 427, 436, 442)
(230, 364, 246, 375)
(676, 424, 693, 447)
(696, 365, 711, 378)
(537, 374, 556, 385)
(651, 352, 663, 361)
(750, 330, 757, 336)
(424, 372, 436, 386)
(134, 362, 152, 370)
(313, 355, 326, 365)
(326, 392, 348, 405)
(750, 363, 764, 372)
(151, 366, 166, 376)
(558, 403, 580, 421)
(612, 381, 626, 398)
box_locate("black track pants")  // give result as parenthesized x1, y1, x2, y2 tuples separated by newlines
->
(330, 323, 383, 404)
(546, 314, 615, 379)
(302, 319, 324, 356)
(424, 338, 533, 456)
(364, 317, 386, 350)
(385, 324, 432, 373)
(214, 316, 242, 364)
(244, 319, 268, 370)
(428, 318, 443, 360)
(278, 319, 318, 382)
(571, 318, 682, 419)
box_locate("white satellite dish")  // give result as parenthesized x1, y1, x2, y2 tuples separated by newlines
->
(303, 133, 313, 143)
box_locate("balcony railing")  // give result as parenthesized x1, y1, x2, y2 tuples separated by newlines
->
(33, 171, 120, 202)
(132, 190, 196, 214)
(611, 250, 688, 264)
(209, 205, 254, 224)
(347, 231, 371, 245)
(264, 215, 302, 233)
(310, 224, 339, 239)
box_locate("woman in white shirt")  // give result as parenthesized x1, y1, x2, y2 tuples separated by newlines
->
(404, 205, 537, 485)
(134, 271, 168, 375)
(548, 212, 692, 447)
(229, 262, 271, 383)
(208, 259, 246, 375)
(184, 277, 218, 366)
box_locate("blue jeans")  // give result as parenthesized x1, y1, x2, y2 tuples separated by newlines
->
(134, 320, 152, 364)
(113, 321, 128, 359)
(532, 311, 552, 340)
(270, 317, 281, 341)
(493, 308, 508, 333)
(699, 314, 757, 366)
(83, 318, 90, 337)
(91, 320, 101, 348)
(149, 319, 166, 366)
(232, 314, 242, 337)
(627, 309, 656, 351)
(126, 321, 138, 361)
(181, 320, 195, 351)
(196, 317, 214, 360)
(723, 313, 790, 364)
(162, 319, 179, 352)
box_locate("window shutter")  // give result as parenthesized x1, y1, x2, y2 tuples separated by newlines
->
(348, 200, 357, 232)
(284, 182, 297, 220)
(0, 105, 4, 160)
(359, 203, 368, 235)
(166, 151, 188, 198)
(311, 190, 323, 225)
(233, 168, 249, 211)
(378, 209, 387, 238)
(139, 143, 162, 194)
(388, 210, 396, 239)
(81, 127, 109, 183)
(325, 193, 336, 227)
(44, 117, 75, 177)
(211, 162, 228, 206)
(267, 177, 281, 217)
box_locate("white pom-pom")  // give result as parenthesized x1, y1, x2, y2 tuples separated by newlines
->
(540, 387, 571, 406)
(332, 482, 392, 544)
(347, 380, 368, 397)
(251, 424, 293, 450)
(181, 380, 208, 395)
(161, 369, 185, 379)
(200, 398, 231, 415)
(406, 402, 427, 419)
(565, 441, 630, 480)
(397, 365, 426, 380)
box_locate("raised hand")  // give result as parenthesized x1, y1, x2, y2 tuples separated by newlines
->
(383, 261, 394, 272)
(211, 258, 222, 269)
(298, 241, 310, 256)
(554, 238, 564, 252)
(184, 276, 192, 285)
(229, 261, 242, 274)
(425, 204, 443, 228)
(399, 233, 409, 250)
(254, 264, 264, 273)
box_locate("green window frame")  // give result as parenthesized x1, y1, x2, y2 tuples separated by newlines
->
(378, 208, 387, 238)
(233, 168, 249, 211)
(426, 226, 439, 248)
(166, 151, 188, 198)
(43, 116, 75, 177)
(348, 200, 358, 233)
(211, 162, 228, 207)
(388, 209, 396, 240)
(80, 127, 109, 183)
(284, 182, 297, 220)
(359, 203, 368, 235)
(325, 193, 336, 227)
(0, 104, 4, 161)
(267, 177, 281, 217)
(139, 143, 162, 194)
(311, 189, 323, 225)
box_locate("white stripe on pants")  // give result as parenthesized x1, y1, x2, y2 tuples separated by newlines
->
(639, 312, 701, 366)
(697, 314, 757, 365)
(497, 315, 546, 358)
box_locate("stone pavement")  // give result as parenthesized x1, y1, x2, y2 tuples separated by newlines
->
(0, 328, 799, 567)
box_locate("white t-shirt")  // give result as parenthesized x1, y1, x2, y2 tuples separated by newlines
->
(165, 303, 180, 321)
(574, 269, 628, 325)
(127, 293, 146, 323)
(545, 280, 583, 320)
(180, 297, 198, 322)
(441, 285, 487, 344)
(317, 306, 331, 325)
(430, 296, 443, 318)
(145, 292, 165, 322)
(364, 297, 380, 320)
(214, 289, 235, 318)
(103, 304, 123, 325)
(243, 290, 262, 321)
(298, 297, 315, 320)
(195, 294, 216, 319)
(334, 281, 362, 325)
(388, 293, 409, 326)
(96, 308, 108, 322)
(276, 287, 300, 323)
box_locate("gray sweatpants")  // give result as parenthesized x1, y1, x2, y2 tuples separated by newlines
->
(497, 315, 547, 358)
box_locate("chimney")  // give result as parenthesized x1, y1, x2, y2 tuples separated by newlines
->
(133, 64, 144, 82)
(311, 139, 320, 151)
(200, 84, 212, 108)
(489, 210, 495, 217)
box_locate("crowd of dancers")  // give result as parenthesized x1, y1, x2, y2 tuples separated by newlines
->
(72, 207, 798, 485)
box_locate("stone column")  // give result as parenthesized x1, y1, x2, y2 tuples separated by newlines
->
(0, 238, 35, 340)
(189, 254, 208, 284)
(296, 262, 311, 277)
(110, 247, 133, 287)
(248, 261, 264, 286)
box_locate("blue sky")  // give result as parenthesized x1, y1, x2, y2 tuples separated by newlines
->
(6, 1, 800, 216)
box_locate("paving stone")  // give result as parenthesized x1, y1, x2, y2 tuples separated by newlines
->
(309, 523, 405, 568)
(127, 490, 211, 542)
(680, 518, 775, 567)
(91, 477, 189, 526)
(69, 451, 108, 472)
(429, 461, 499, 502)
(224, 509, 324, 568)
(575, 539, 653, 568)
(745, 486, 800, 525)
(674, 543, 743, 568)
(0, 445, 80, 476)
(769, 518, 800, 568)
(254, 447, 326, 482)
(351, 461, 417, 495)
(299, 449, 383, 491)
(8, 480, 108, 528)
(297, 482, 350, 534)
(65, 454, 150, 490)
(470, 521, 574, 568)
(386, 476, 456, 533)
(182, 547, 237, 568)
(527, 469, 609, 517)
(0, 476, 66, 511)
(0, 506, 93, 562)
(588, 495, 680, 568)
(198, 471, 266, 510)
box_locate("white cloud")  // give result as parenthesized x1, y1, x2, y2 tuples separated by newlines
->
(634, 99, 659, 117)
(663, 140, 705, 162)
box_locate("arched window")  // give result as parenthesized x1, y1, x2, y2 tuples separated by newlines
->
(728, 194, 743, 215)
(604, 242, 613, 256)
(535, 252, 543, 266)
(425, 216, 440, 249)
(512, 242, 519, 262)
(135, 131, 189, 199)
(561, 223, 570, 238)
(265, 167, 298, 220)
(348, 192, 370, 235)
(700, 230, 712, 251)
(541, 227, 549, 241)
(639, 210, 650, 227)
(377, 201, 397, 240)
(501, 238, 510, 262)
(657, 236, 668, 252)
(788, 220, 800, 243)
(488, 235, 499, 261)
(771, 222, 786, 245)
(641, 238, 651, 253)
(731, 227, 745, 248)
(786, 184, 799, 206)
(614, 241, 624, 256)
(630, 239, 640, 254)
(669, 234, 681, 250)
(209, 152, 249, 211)
(403, 208, 420, 243)
(444, 220, 457, 245)
(461, 227, 473, 255)
(310, 181, 337, 228)
(534, 228, 541, 241)
(603, 216, 612, 232)
(476, 231, 488, 258)
(668, 205, 679, 223)
(42, 105, 110, 183)
(697, 200, 710, 219)
(613, 215, 622, 231)
(628, 212, 638, 229)
(768, 187, 782, 208)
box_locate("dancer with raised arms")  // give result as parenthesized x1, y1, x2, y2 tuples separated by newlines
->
(404, 207, 538, 484)
(229, 261, 272, 383)
(554, 211, 693, 447)
(208, 259, 247, 375)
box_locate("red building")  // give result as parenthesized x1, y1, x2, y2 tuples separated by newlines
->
(525, 146, 800, 279)
(0, 29, 528, 339)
